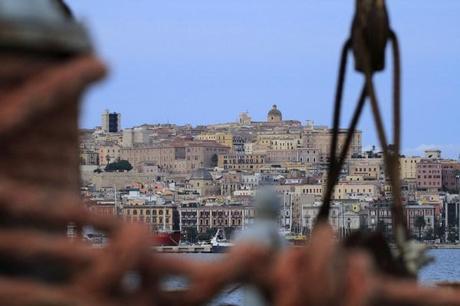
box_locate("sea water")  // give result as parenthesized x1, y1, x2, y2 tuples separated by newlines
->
(163, 250, 460, 306)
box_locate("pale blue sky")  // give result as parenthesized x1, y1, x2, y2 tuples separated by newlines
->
(71, 1, 460, 158)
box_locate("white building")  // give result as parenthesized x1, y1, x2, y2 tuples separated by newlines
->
(301, 202, 361, 236)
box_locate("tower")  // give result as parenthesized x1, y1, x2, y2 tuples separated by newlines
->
(101, 109, 121, 133)
(239, 112, 252, 125)
(267, 104, 282, 123)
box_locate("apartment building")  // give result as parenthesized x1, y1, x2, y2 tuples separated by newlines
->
(121, 140, 230, 172)
(122, 203, 179, 232)
(348, 158, 383, 180)
(265, 148, 319, 165)
(99, 144, 121, 166)
(333, 182, 381, 200)
(303, 124, 362, 163)
(441, 161, 460, 192)
(218, 153, 266, 171)
(400, 157, 421, 180)
(416, 159, 442, 190)
(256, 132, 302, 151)
(80, 150, 99, 165)
(405, 204, 436, 237)
(196, 132, 246, 153)
(189, 204, 256, 233)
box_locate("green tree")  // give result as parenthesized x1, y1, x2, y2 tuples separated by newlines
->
(376, 220, 391, 239)
(414, 216, 426, 240)
(423, 228, 434, 241)
(434, 221, 443, 240)
(105, 160, 133, 172)
(184, 228, 198, 243)
(197, 228, 215, 242)
(447, 226, 459, 243)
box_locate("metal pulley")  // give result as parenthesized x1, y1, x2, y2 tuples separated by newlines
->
(316, 0, 433, 278)
(0, 0, 92, 55)
(351, 0, 391, 73)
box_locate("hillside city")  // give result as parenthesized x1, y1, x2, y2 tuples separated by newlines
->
(80, 106, 460, 244)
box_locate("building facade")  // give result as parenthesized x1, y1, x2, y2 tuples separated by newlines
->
(99, 144, 121, 166)
(416, 159, 442, 191)
(218, 153, 266, 171)
(400, 157, 421, 180)
(121, 141, 229, 172)
(101, 110, 121, 133)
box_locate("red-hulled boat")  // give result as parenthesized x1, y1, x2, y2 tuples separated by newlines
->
(153, 230, 181, 246)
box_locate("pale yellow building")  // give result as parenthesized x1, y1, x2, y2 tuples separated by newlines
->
(196, 132, 246, 153)
(400, 157, 421, 179)
(265, 148, 319, 164)
(294, 184, 324, 197)
(348, 158, 383, 180)
(218, 153, 266, 171)
(120, 141, 229, 172)
(187, 169, 219, 196)
(303, 125, 362, 163)
(333, 182, 381, 200)
(244, 142, 269, 154)
(256, 132, 302, 151)
(196, 132, 233, 147)
(99, 144, 121, 166)
(122, 203, 176, 232)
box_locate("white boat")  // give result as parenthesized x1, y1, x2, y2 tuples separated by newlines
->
(210, 229, 234, 253)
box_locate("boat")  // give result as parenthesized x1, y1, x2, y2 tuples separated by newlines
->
(280, 229, 307, 246)
(285, 234, 307, 246)
(153, 230, 181, 246)
(210, 229, 234, 253)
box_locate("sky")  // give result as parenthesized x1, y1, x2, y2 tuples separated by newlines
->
(71, 1, 460, 159)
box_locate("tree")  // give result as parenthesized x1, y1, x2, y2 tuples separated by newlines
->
(414, 216, 426, 240)
(211, 154, 218, 168)
(105, 160, 133, 172)
(434, 221, 444, 241)
(423, 228, 434, 241)
(184, 228, 198, 243)
(197, 228, 215, 242)
(447, 227, 458, 243)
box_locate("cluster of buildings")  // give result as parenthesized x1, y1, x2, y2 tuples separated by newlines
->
(81, 106, 460, 242)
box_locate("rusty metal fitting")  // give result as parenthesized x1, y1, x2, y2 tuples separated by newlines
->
(351, 0, 391, 73)
(0, 0, 92, 55)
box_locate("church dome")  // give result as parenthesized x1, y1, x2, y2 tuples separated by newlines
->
(267, 104, 282, 122)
